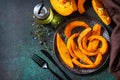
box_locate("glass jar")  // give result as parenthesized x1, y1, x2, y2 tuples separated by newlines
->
(33, 3, 54, 24)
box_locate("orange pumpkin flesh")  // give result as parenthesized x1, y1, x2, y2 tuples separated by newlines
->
(55, 16, 109, 69)
(72, 53, 102, 68)
(71, 0, 77, 11)
(69, 29, 93, 65)
(78, 28, 99, 56)
(71, 39, 94, 65)
(94, 53, 102, 67)
(82, 30, 92, 49)
(64, 21, 90, 38)
(87, 24, 102, 52)
(72, 58, 95, 68)
(77, 0, 86, 14)
(88, 35, 108, 55)
(92, 0, 111, 25)
(50, 0, 77, 16)
(67, 33, 79, 58)
(56, 33, 74, 68)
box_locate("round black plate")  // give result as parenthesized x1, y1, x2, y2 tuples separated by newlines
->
(53, 16, 110, 74)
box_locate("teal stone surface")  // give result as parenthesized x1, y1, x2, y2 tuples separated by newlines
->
(0, 0, 115, 80)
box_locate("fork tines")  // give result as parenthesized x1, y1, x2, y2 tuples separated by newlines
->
(32, 54, 46, 67)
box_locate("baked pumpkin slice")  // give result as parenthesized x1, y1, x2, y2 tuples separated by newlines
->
(92, 0, 111, 25)
(70, 32, 93, 65)
(56, 33, 74, 68)
(72, 52, 102, 68)
(78, 28, 99, 56)
(88, 35, 108, 55)
(67, 33, 79, 58)
(78, 27, 108, 56)
(64, 20, 90, 38)
(87, 23, 102, 52)
(50, 0, 77, 16)
(77, 0, 86, 14)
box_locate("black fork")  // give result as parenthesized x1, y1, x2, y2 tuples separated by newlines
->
(32, 54, 63, 80)
(40, 50, 72, 80)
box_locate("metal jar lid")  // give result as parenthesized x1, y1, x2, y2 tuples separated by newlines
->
(33, 3, 50, 19)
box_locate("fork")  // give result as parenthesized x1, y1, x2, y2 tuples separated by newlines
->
(32, 54, 63, 80)
(40, 50, 72, 80)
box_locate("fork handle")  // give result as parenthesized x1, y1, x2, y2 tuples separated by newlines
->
(41, 50, 72, 80)
(48, 68, 63, 80)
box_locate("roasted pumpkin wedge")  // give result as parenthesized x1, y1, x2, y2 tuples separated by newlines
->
(72, 53, 102, 68)
(70, 33, 93, 65)
(50, 0, 77, 16)
(94, 52, 102, 67)
(56, 33, 74, 68)
(92, 0, 111, 25)
(71, 42, 93, 65)
(87, 24, 102, 52)
(72, 58, 95, 68)
(67, 40, 77, 58)
(77, 0, 86, 14)
(67, 33, 79, 58)
(78, 28, 99, 56)
(64, 21, 90, 38)
(88, 35, 108, 55)
(82, 29, 92, 49)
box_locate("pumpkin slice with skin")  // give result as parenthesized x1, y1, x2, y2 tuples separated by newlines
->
(71, 42, 93, 65)
(64, 21, 90, 38)
(72, 52, 102, 68)
(70, 32, 93, 65)
(94, 52, 102, 67)
(82, 30, 92, 49)
(92, 0, 111, 25)
(56, 33, 74, 68)
(71, 0, 77, 11)
(88, 35, 108, 55)
(67, 33, 79, 58)
(72, 58, 95, 68)
(77, 0, 86, 14)
(50, 0, 77, 16)
(87, 24, 102, 52)
(78, 28, 99, 56)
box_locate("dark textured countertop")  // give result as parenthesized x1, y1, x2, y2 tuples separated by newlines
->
(0, 0, 115, 80)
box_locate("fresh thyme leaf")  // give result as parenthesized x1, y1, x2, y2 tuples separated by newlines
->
(32, 22, 55, 51)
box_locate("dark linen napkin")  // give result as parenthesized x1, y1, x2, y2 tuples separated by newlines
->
(101, 0, 120, 79)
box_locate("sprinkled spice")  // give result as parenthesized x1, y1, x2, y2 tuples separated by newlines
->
(32, 22, 55, 51)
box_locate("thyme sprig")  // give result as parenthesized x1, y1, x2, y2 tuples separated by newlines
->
(32, 23, 55, 51)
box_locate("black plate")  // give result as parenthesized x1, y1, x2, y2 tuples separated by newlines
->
(53, 16, 110, 74)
